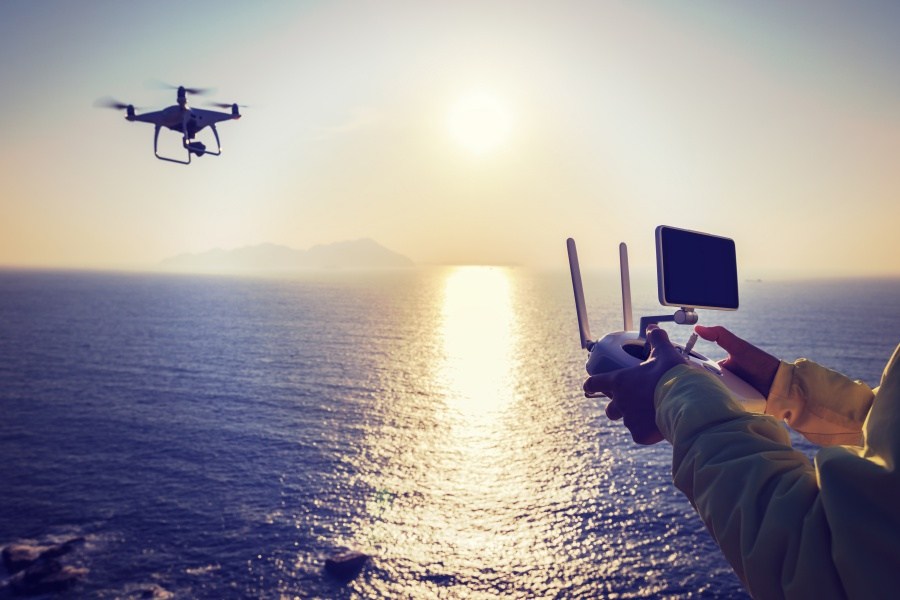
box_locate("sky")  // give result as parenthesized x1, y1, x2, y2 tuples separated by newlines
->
(1, 0, 899, 276)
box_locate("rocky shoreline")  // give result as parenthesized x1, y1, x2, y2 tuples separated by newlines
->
(1, 538, 88, 596)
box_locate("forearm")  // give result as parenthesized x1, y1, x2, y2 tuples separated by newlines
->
(655, 367, 845, 599)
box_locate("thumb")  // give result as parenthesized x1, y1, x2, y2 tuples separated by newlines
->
(646, 326, 680, 360)
(646, 326, 673, 350)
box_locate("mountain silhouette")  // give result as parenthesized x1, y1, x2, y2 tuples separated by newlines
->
(161, 239, 414, 271)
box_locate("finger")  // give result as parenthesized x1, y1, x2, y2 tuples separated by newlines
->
(695, 325, 747, 355)
(606, 400, 623, 420)
(694, 324, 723, 342)
(584, 372, 616, 397)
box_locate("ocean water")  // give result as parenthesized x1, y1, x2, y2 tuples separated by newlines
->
(1, 267, 898, 599)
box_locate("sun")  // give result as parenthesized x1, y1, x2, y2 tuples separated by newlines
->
(446, 91, 513, 156)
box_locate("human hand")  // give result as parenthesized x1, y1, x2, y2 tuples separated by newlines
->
(694, 325, 779, 397)
(583, 327, 686, 445)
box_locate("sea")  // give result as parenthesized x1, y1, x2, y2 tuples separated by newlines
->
(1, 267, 898, 599)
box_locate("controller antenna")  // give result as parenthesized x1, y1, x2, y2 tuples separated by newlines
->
(566, 238, 594, 350)
(619, 243, 633, 331)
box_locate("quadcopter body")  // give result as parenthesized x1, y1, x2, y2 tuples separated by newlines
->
(98, 85, 242, 165)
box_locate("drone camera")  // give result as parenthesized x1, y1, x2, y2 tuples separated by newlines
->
(187, 141, 207, 156)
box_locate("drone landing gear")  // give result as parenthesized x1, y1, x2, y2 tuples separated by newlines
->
(153, 124, 223, 165)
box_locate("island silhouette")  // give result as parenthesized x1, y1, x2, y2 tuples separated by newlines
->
(160, 238, 414, 271)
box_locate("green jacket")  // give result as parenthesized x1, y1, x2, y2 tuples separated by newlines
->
(654, 344, 900, 599)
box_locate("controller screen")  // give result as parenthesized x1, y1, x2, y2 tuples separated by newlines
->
(657, 227, 739, 310)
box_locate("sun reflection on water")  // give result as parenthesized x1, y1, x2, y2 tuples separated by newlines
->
(431, 266, 524, 559)
(347, 267, 651, 597)
(350, 266, 539, 590)
(439, 266, 517, 416)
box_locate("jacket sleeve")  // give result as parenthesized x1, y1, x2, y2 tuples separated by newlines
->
(654, 353, 900, 600)
(765, 359, 874, 446)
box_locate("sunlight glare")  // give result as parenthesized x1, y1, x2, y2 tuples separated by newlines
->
(446, 91, 513, 156)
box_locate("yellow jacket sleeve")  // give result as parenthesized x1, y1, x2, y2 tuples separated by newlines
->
(766, 359, 874, 446)
(654, 345, 900, 600)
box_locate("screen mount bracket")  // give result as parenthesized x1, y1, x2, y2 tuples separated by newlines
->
(638, 308, 698, 338)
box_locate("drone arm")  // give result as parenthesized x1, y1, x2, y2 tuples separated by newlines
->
(192, 107, 238, 125)
(131, 110, 166, 124)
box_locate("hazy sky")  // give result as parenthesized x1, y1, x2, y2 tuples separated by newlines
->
(2, 0, 899, 275)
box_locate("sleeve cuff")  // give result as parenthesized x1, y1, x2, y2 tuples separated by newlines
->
(765, 361, 796, 419)
(764, 360, 869, 446)
(654, 364, 748, 444)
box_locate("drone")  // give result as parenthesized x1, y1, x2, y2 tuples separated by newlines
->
(95, 84, 243, 165)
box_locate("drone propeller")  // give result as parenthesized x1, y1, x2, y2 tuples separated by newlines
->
(149, 79, 214, 96)
(181, 85, 213, 96)
(93, 96, 138, 110)
(207, 102, 249, 109)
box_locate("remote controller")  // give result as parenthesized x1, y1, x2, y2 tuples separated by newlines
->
(567, 233, 765, 412)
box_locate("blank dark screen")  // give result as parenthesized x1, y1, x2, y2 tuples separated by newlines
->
(659, 227, 739, 309)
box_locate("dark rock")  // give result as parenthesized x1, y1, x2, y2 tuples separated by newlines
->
(40, 537, 85, 561)
(2, 537, 85, 574)
(2, 545, 43, 574)
(138, 584, 174, 599)
(9, 559, 87, 596)
(324, 551, 370, 582)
